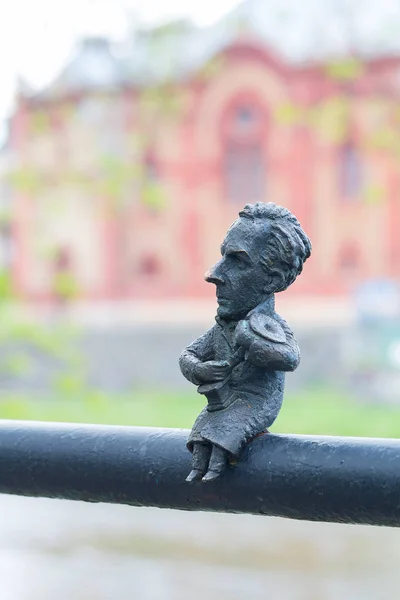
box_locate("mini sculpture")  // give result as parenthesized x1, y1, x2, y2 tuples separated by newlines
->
(179, 202, 312, 483)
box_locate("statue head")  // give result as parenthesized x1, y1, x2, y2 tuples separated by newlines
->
(205, 202, 312, 321)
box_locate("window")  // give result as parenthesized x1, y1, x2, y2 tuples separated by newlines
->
(339, 142, 362, 198)
(339, 244, 361, 282)
(74, 98, 123, 160)
(54, 247, 72, 272)
(231, 105, 259, 137)
(222, 102, 266, 204)
(144, 153, 159, 182)
(0, 224, 13, 270)
(138, 254, 161, 277)
(235, 106, 256, 128)
(140, 151, 166, 211)
(76, 98, 106, 124)
(224, 142, 265, 204)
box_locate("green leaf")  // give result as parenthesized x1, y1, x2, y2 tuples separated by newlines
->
(368, 130, 399, 152)
(274, 103, 304, 126)
(2, 353, 33, 377)
(7, 168, 42, 193)
(307, 97, 350, 143)
(53, 373, 86, 396)
(0, 270, 13, 300)
(142, 182, 166, 211)
(52, 272, 80, 300)
(30, 110, 51, 133)
(364, 185, 385, 205)
(197, 56, 226, 81)
(325, 59, 364, 81)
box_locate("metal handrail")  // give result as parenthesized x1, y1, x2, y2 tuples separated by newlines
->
(0, 420, 398, 527)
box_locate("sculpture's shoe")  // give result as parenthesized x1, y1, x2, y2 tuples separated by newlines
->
(202, 469, 221, 483)
(185, 469, 203, 483)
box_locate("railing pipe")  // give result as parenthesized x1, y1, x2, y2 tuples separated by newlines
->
(0, 420, 399, 527)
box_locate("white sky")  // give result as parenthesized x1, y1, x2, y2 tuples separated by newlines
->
(0, 0, 238, 129)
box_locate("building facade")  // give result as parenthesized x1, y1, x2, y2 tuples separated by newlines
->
(6, 19, 400, 305)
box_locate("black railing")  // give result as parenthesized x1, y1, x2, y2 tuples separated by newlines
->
(0, 420, 398, 527)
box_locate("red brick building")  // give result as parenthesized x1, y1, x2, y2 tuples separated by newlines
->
(6, 7, 400, 306)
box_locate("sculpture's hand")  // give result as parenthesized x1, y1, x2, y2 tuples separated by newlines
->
(194, 360, 231, 383)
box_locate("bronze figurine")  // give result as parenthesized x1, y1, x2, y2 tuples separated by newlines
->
(179, 202, 312, 483)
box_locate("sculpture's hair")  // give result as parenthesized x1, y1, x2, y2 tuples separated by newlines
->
(238, 202, 312, 293)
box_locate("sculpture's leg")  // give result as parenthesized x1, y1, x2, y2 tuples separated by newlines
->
(202, 445, 228, 482)
(186, 442, 211, 483)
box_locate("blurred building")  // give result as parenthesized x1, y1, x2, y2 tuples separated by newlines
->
(5, 0, 400, 305)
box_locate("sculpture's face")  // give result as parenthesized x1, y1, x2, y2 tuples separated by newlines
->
(205, 218, 273, 321)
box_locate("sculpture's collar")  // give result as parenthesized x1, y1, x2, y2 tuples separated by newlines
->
(215, 295, 275, 328)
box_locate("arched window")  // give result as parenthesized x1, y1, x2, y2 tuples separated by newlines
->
(339, 244, 362, 285)
(137, 253, 162, 277)
(54, 247, 72, 272)
(52, 246, 77, 305)
(144, 152, 159, 183)
(0, 223, 13, 270)
(222, 103, 266, 204)
(340, 246, 359, 271)
(141, 150, 166, 212)
(339, 141, 362, 198)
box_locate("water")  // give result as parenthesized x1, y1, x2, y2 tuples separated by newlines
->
(0, 495, 399, 599)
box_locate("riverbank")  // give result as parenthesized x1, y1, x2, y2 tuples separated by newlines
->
(1, 386, 400, 438)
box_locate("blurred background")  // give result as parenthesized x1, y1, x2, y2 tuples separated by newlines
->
(1, 0, 400, 598)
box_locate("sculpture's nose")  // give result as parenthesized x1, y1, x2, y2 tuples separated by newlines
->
(204, 262, 225, 285)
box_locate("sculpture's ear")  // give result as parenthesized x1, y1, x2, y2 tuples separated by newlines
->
(264, 269, 286, 294)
